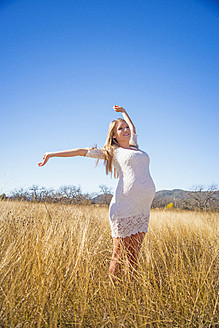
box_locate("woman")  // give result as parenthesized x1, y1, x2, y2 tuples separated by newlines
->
(38, 105, 156, 280)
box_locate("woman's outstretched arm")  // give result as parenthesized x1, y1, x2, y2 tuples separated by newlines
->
(38, 148, 88, 167)
(113, 105, 136, 134)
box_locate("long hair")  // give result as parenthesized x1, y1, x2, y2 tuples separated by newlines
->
(103, 118, 134, 178)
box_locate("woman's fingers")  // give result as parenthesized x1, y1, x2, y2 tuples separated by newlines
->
(38, 160, 45, 166)
(38, 154, 49, 167)
(113, 105, 120, 111)
(113, 105, 124, 112)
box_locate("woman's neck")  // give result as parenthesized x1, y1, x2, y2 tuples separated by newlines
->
(118, 141, 130, 149)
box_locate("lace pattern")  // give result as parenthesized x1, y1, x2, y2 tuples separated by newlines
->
(110, 213, 150, 238)
(85, 147, 104, 159)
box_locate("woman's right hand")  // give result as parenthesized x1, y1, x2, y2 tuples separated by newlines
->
(113, 105, 126, 113)
(38, 152, 51, 167)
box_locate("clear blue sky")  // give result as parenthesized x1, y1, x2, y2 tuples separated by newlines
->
(0, 0, 218, 195)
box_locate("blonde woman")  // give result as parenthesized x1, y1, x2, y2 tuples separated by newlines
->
(38, 106, 156, 280)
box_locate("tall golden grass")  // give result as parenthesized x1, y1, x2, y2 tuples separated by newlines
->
(0, 201, 218, 327)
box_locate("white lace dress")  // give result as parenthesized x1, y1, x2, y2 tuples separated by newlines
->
(85, 133, 156, 238)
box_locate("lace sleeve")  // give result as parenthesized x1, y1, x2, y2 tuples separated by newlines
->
(85, 147, 105, 159)
(129, 131, 138, 148)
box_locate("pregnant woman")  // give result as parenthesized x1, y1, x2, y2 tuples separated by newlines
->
(38, 106, 156, 280)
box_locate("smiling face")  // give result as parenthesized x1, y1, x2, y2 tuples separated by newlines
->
(113, 121, 130, 145)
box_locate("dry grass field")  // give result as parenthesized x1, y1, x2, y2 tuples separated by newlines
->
(0, 201, 218, 328)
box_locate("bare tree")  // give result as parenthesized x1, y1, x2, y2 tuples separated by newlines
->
(29, 185, 40, 201)
(189, 185, 219, 211)
(97, 185, 113, 205)
(0, 193, 6, 200)
(11, 188, 29, 201)
(57, 185, 83, 204)
(99, 185, 112, 195)
(9, 185, 92, 204)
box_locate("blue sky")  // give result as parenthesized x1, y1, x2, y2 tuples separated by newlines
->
(0, 0, 218, 195)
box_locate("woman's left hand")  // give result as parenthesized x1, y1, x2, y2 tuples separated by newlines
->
(38, 152, 51, 167)
(113, 105, 125, 113)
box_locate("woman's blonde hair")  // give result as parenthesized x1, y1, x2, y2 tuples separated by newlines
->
(102, 118, 137, 178)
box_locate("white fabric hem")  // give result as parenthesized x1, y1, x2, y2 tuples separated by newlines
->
(111, 228, 148, 239)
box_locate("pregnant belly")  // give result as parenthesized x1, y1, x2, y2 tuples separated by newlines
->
(110, 177, 155, 220)
(111, 176, 155, 209)
(124, 175, 156, 195)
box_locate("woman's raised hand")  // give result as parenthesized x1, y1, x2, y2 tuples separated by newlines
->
(38, 152, 51, 167)
(113, 105, 125, 113)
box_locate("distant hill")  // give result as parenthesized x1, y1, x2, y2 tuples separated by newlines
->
(92, 193, 113, 205)
(153, 189, 219, 210)
(93, 189, 219, 210)
(153, 189, 191, 207)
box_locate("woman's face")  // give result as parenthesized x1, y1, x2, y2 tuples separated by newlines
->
(113, 121, 130, 144)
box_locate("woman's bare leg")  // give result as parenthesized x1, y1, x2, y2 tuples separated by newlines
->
(126, 232, 145, 272)
(109, 238, 122, 282)
(109, 232, 145, 281)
